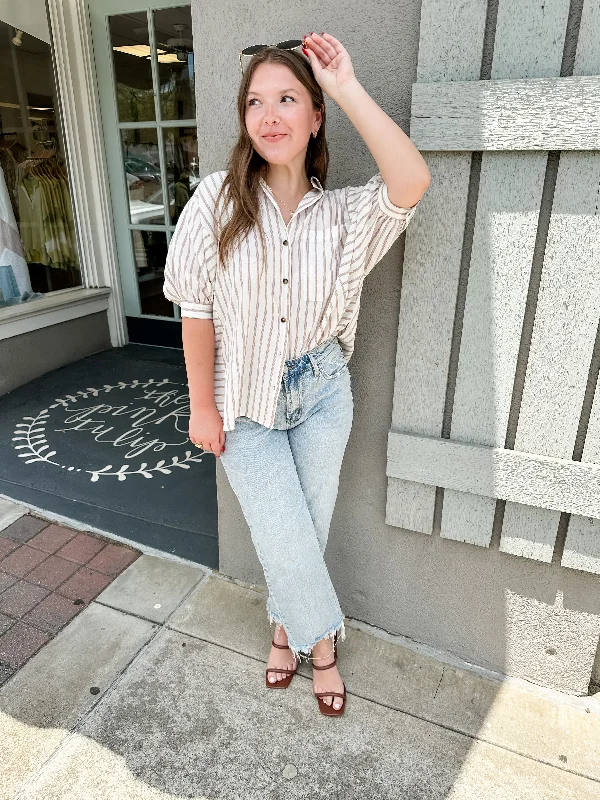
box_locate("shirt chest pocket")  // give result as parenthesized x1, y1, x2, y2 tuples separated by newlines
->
(306, 225, 340, 302)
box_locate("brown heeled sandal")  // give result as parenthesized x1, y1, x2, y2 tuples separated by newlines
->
(312, 631, 346, 716)
(265, 639, 298, 689)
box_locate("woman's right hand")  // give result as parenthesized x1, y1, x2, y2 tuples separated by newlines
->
(189, 405, 226, 457)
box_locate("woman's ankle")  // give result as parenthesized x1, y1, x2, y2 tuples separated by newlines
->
(311, 637, 335, 661)
(273, 623, 289, 644)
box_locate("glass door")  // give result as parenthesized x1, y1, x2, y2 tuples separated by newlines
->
(90, 0, 198, 346)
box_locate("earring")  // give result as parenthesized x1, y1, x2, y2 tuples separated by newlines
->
(313, 130, 318, 138)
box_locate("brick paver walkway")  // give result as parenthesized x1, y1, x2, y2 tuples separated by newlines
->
(0, 515, 141, 686)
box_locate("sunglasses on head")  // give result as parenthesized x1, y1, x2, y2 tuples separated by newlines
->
(239, 39, 305, 75)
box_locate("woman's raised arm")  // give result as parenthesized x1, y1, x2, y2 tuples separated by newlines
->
(302, 31, 431, 208)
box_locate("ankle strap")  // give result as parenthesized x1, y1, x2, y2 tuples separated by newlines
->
(312, 655, 337, 669)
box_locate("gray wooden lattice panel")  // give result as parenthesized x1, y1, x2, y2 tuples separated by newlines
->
(500, 151, 600, 560)
(386, 0, 487, 533)
(387, 432, 600, 520)
(440, 0, 570, 548)
(559, 0, 600, 575)
(410, 75, 600, 151)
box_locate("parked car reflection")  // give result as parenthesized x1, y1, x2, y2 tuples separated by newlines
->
(124, 155, 163, 184)
(127, 173, 200, 225)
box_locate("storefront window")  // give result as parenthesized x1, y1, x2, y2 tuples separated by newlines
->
(109, 6, 197, 320)
(154, 7, 195, 121)
(163, 126, 199, 225)
(109, 12, 155, 123)
(121, 128, 164, 225)
(0, 19, 81, 309)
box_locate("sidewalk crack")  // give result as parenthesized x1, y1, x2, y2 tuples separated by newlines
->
(433, 665, 445, 700)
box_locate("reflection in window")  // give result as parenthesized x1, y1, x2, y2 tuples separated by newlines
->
(107, 5, 198, 321)
(109, 13, 155, 123)
(163, 127, 198, 224)
(121, 129, 164, 225)
(154, 7, 195, 120)
(132, 230, 173, 317)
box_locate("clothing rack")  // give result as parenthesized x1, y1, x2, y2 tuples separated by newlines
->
(15, 150, 65, 182)
(15, 149, 78, 291)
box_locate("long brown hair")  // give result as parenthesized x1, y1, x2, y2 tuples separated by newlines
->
(213, 47, 329, 271)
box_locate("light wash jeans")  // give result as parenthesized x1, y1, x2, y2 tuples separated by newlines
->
(220, 335, 353, 664)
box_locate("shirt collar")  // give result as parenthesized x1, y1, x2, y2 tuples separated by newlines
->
(259, 175, 324, 194)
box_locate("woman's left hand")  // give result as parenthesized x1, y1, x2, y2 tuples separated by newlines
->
(302, 32, 357, 100)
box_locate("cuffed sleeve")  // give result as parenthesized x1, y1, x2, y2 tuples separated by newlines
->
(345, 172, 421, 277)
(163, 189, 216, 320)
(377, 175, 421, 219)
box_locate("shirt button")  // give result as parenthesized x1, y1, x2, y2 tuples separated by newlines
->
(283, 239, 289, 246)
(283, 278, 288, 284)
(281, 317, 287, 322)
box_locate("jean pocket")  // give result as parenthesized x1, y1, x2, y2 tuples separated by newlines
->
(313, 342, 348, 380)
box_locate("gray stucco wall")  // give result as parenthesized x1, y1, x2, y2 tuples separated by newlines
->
(0, 313, 112, 396)
(192, 0, 600, 694)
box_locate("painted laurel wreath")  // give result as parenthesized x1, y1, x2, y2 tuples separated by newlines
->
(11, 378, 204, 482)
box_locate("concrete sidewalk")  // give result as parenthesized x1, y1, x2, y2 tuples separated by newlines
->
(2, 523, 600, 798)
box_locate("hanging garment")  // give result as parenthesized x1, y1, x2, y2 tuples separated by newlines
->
(0, 146, 21, 223)
(15, 154, 78, 270)
(0, 164, 32, 294)
(38, 172, 78, 269)
(18, 174, 48, 264)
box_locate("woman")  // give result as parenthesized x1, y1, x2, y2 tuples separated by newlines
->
(163, 32, 430, 716)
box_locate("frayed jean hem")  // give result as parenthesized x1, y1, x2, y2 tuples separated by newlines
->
(266, 599, 282, 625)
(268, 610, 346, 665)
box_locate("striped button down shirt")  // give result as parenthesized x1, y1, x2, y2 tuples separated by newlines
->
(163, 169, 420, 432)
